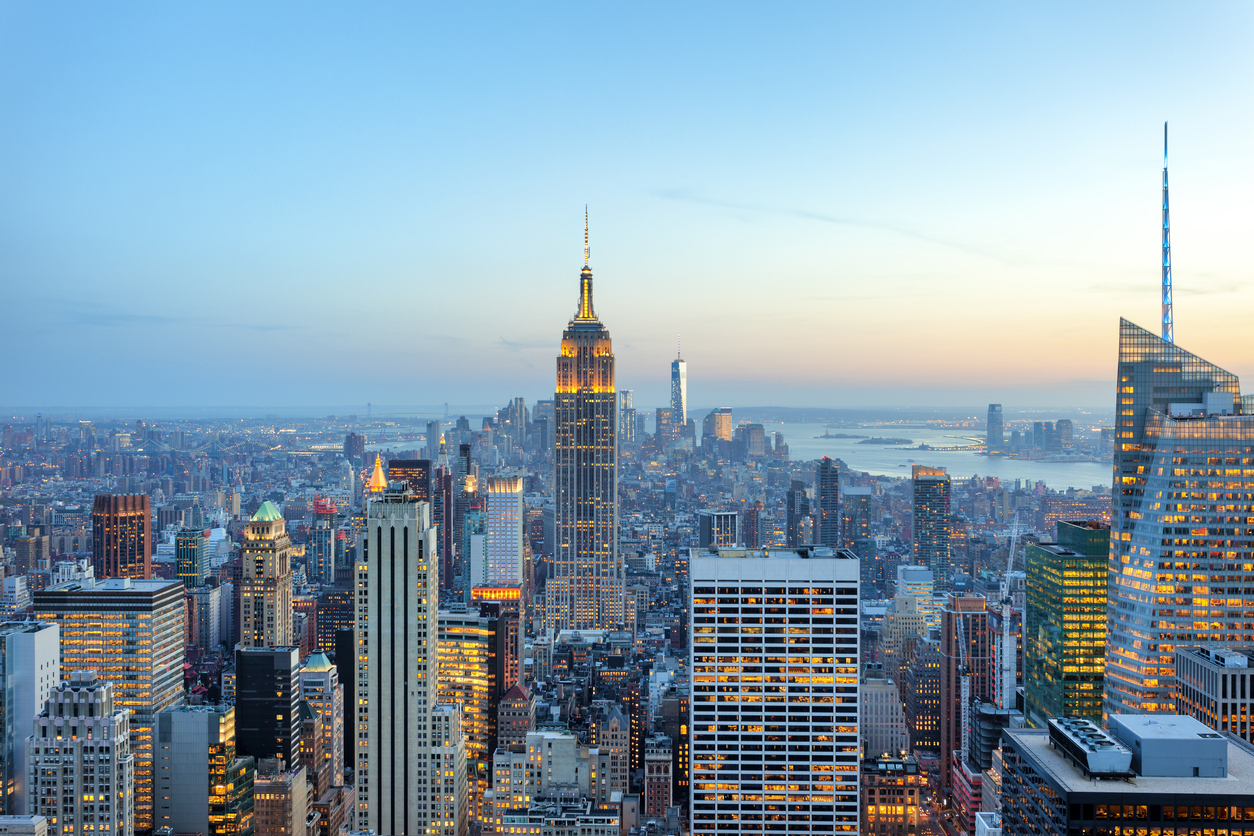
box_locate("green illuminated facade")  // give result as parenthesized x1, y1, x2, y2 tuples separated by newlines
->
(1024, 520, 1110, 726)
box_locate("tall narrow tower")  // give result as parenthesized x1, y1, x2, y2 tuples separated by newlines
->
(671, 338, 687, 427)
(1162, 121, 1173, 343)
(553, 211, 621, 630)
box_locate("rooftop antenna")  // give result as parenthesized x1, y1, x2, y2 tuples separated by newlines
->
(1162, 122, 1173, 343)
(584, 205, 590, 267)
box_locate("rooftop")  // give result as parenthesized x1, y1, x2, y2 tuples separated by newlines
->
(251, 500, 284, 522)
(1005, 728, 1254, 795)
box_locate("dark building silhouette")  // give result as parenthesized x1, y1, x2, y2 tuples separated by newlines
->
(236, 646, 302, 766)
(815, 457, 841, 547)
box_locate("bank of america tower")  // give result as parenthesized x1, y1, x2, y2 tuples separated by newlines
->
(1106, 319, 1254, 714)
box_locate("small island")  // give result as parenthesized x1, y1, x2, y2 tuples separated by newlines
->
(858, 437, 913, 445)
(814, 432, 869, 439)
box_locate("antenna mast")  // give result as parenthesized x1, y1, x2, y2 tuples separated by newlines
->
(1162, 122, 1173, 343)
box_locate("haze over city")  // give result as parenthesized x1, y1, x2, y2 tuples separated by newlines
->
(3, 2, 1253, 411)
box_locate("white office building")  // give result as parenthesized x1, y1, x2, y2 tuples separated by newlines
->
(0, 622, 59, 815)
(300, 651, 345, 787)
(356, 488, 439, 836)
(690, 546, 860, 835)
(482, 476, 525, 586)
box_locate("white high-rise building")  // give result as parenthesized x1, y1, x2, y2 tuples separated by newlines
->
(483, 476, 525, 586)
(356, 488, 439, 836)
(896, 564, 938, 630)
(26, 671, 134, 836)
(0, 622, 59, 816)
(431, 704, 468, 836)
(300, 651, 345, 788)
(690, 547, 861, 835)
(860, 672, 909, 757)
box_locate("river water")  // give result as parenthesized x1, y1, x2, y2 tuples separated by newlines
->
(766, 422, 1112, 491)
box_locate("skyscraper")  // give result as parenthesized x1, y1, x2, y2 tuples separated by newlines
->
(235, 645, 302, 766)
(482, 476, 525, 587)
(0, 621, 59, 816)
(553, 216, 620, 631)
(387, 459, 431, 502)
(671, 346, 687, 427)
(1023, 520, 1109, 726)
(689, 546, 861, 834)
(939, 594, 991, 794)
(300, 651, 345, 788)
(176, 526, 208, 589)
(785, 480, 810, 547)
(356, 486, 439, 835)
(309, 496, 339, 585)
(618, 390, 636, 445)
(911, 466, 951, 581)
(91, 494, 151, 580)
(154, 704, 256, 836)
(1106, 319, 1254, 714)
(239, 501, 293, 648)
(35, 578, 185, 833)
(816, 457, 841, 547)
(27, 671, 135, 836)
(986, 404, 1003, 453)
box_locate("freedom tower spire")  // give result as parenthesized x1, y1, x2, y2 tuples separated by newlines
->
(1162, 122, 1173, 343)
(553, 211, 622, 630)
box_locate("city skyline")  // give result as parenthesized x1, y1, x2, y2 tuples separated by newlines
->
(3, 4, 1253, 410)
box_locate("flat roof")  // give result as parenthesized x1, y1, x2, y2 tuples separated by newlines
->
(1111, 714, 1218, 741)
(1006, 729, 1254, 795)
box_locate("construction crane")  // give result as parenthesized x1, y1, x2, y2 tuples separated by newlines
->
(996, 512, 1021, 711)
(957, 612, 973, 764)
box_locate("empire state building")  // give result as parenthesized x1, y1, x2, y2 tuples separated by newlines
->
(552, 215, 622, 630)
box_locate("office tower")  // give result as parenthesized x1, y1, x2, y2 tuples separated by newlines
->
(618, 390, 636, 445)
(644, 734, 673, 816)
(902, 636, 941, 752)
(425, 421, 441, 462)
(433, 460, 455, 592)
(190, 584, 223, 652)
(235, 646, 301, 766)
(860, 754, 922, 836)
(343, 432, 366, 463)
(861, 668, 909, 757)
(454, 443, 475, 586)
(300, 651, 344, 788)
(300, 698, 329, 796)
(1023, 521, 1109, 726)
(1055, 418, 1073, 449)
(704, 407, 733, 443)
(911, 466, 951, 580)
(14, 529, 49, 574)
(1106, 319, 1254, 714)
(785, 480, 810, 547)
(696, 510, 739, 548)
(154, 704, 255, 836)
(1174, 646, 1254, 738)
(239, 501, 293, 648)
(482, 476, 525, 586)
(496, 684, 535, 751)
(437, 605, 508, 820)
(880, 595, 926, 685)
(690, 546, 861, 835)
(356, 487, 439, 836)
(671, 348, 687, 427)
(27, 672, 134, 836)
(0, 622, 59, 815)
(986, 404, 1003, 453)
(840, 486, 873, 558)
(176, 526, 208, 589)
(939, 594, 991, 794)
(91, 494, 151, 580)
(743, 501, 763, 548)
(553, 219, 620, 631)
(252, 761, 306, 836)
(309, 496, 339, 585)
(387, 459, 431, 502)
(1001, 716, 1250, 836)
(34, 578, 183, 833)
(431, 705, 468, 836)
(815, 457, 841, 547)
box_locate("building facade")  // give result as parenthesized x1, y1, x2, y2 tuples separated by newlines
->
(0, 622, 59, 816)
(236, 646, 302, 767)
(356, 488, 439, 835)
(154, 704, 255, 836)
(911, 467, 951, 582)
(26, 671, 134, 836)
(239, 501, 294, 649)
(1107, 319, 1254, 714)
(939, 594, 991, 794)
(553, 227, 621, 631)
(91, 494, 151, 580)
(300, 652, 345, 788)
(34, 578, 184, 833)
(689, 546, 861, 834)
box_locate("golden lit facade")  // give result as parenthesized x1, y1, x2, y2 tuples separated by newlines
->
(860, 755, 922, 836)
(35, 578, 184, 834)
(438, 606, 498, 821)
(689, 548, 861, 834)
(553, 224, 621, 631)
(240, 501, 293, 649)
(1106, 319, 1254, 714)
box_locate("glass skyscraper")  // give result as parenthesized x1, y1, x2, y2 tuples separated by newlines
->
(912, 466, 951, 581)
(553, 223, 621, 630)
(671, 351, 687, 427)
(1106, 318, 1254, 714)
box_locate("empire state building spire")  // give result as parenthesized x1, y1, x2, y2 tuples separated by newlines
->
(575, 206, 597, 322)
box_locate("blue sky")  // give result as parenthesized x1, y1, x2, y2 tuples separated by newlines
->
(2, 2, 1252, 413)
